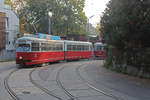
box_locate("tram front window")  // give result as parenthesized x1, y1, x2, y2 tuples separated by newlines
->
(16, 44, 30, 52)
(97, 46, 102, 51)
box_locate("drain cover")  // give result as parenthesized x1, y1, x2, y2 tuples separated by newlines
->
(22, 91, 31, 94)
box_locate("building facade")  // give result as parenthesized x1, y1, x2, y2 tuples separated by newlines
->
(0, 0, 19, 60)
(0, 12, 6, 51)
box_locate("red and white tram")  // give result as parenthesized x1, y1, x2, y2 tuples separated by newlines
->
(94, 42, 105, 59)
(16, 37, 92, 66)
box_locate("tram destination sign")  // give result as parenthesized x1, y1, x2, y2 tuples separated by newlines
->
(36, 33, 61, 40)
(24, 33, 61, 40)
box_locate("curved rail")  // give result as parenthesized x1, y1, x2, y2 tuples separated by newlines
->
(4, 69, 20, 100)
(29, 68, 63, 100)
(56, 66, 78, 100)
(76, 64, 124, 100)
(30, 63, 79, 100)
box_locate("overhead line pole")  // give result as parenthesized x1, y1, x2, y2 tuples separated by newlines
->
(87, 15, 94, 42)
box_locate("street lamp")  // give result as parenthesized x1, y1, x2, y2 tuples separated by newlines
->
(48, 12, 52, 35)
(63, 15, 68, 39)
(87, 15, 94, 41)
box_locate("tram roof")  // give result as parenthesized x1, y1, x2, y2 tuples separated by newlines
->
(94, 42, 104, 46)
(64, 40, 92, 45)
(17, 36, 64, 43)
(17, 37, 92, 45)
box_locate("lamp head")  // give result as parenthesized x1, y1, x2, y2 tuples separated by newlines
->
(48, 12, 52, 17)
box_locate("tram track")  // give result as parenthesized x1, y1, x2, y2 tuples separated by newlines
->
(76, 62, 124, 100)
(4, 65, 64, 100)
(29, 68, 63, 100)
(30, 61, 113, 100)
(29, 62, 79, 100)
(56, 65, 78, 100)
(4, 69, 20, 100)
(4, 60, 123, 100)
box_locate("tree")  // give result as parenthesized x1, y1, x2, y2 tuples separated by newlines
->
(5, 0, 12, 5)
(96, 23, 101, 39)
(101, 0, 150, 70)
(20, 0, 87, 37)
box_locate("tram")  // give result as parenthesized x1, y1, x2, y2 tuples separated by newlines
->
(16, 37, 92, 66)
(94, 42, 105, 59)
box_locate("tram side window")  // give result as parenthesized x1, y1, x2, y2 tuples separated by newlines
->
(56, 44, 60, 51)
(84, 45, 87, 51)
(83, 45, 87, 51)
(77, 45, 79, 51)
(67, 45, 71, 51)
(60, 44, 63, 51)
(85, 45, 89, 51)
(86, 45, 89, 51)
(53, 44, 57, 51)
(52, 44, 56, 51)
(57, 44, 63, 51)
(41, 43, 47, 51)
(48, 44, 52, 51)
(89, 45, 91, 51)
(72, 45, 76, 51)
(45, 43, 49, 51)
(67, 45, 74, 51)
(81, 45, 84, 51)
(79, 45, 82, 51)
(82, 45, 85, 51)
(32, 43, 39, 51)
(90, 45, 92, 51)
(48, 43, 52, 51)
(83, 45, 86, 51)
(87, 45, 90, 51)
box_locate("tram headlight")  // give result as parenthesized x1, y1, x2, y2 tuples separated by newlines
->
(19, 56, 23, 59)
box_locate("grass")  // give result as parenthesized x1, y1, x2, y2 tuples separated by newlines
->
(0, 59, 15, 63)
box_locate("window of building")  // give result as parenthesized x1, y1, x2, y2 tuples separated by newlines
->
(5, 32, 9, 45)
(5, 17, 9, 29)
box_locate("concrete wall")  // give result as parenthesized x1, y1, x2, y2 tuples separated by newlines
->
(0, 0, 4, 12)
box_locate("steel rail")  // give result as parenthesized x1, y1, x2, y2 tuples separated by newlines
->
(56, 65, 79, 100)
(4, 69, 20, 100)
(76, 63, 124, 100)
(29, 68, 63, 100)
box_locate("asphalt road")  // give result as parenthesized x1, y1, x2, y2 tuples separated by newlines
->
(0, 61, 18, 100)
(0, 60, 150, 100)
(0, 62, 16, 73)
(83, 60, 150, 100)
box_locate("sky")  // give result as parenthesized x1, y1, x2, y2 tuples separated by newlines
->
(84, 0, 110, 27)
